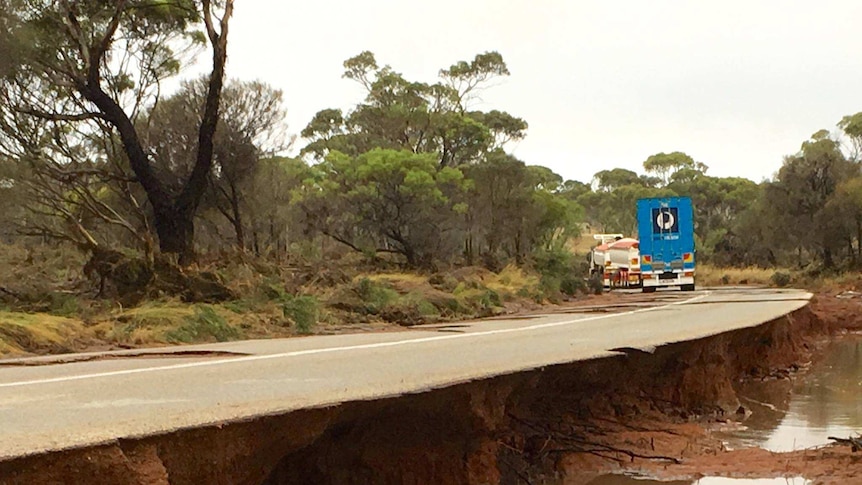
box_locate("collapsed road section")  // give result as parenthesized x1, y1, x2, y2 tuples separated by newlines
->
(0, 289, 846, 485)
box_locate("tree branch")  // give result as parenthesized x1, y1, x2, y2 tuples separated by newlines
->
(16, 108, 106, 122)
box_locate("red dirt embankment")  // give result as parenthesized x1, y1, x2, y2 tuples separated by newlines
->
(0, 294, 859, 485)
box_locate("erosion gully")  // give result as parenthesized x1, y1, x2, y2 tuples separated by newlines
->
(0, 294, 860, 485)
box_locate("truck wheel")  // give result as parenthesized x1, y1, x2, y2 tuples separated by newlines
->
(681, 284, 695, 292)
(642, 287, 657, 294)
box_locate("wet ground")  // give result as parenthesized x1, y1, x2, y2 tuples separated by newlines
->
(722, 336, 862, 452)
(585, 477, 811, 484)
(585, 335, 862, 484)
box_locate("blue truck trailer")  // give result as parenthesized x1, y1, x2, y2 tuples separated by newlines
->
(637, 196, 696, 293)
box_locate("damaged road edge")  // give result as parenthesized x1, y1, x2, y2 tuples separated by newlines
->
(2, 296, 857, 485)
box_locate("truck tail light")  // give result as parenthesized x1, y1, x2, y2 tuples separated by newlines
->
(642, 255, 652, 264)
(630, 258, 638, 265)
(683, 252, 693, 262)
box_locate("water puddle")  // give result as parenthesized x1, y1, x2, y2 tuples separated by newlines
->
(584, 477, 810, 484)
(720, 336, 862, 452)
(585, 337, 860, 484)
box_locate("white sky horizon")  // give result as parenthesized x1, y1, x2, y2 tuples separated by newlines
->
(181, 1, 862, 185)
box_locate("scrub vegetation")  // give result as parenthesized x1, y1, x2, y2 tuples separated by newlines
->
(0, 2, 859, 357)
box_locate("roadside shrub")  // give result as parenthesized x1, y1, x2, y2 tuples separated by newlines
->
(46, 292, 81, 317)
(282, 295, 319, 334)
(355, 277, 399, 314)
(428, 273, 459, 292)
(532, 247, 587, 298)
(223, 299, 254, 314)
(559, 273, 584, 296)
(588, 272, 603, 295)
(771, 271, 792, 288)
(480, 288, 502, 307)
(379, 293, 441, 326)
(260, 277, 290, 300)
(167, 305, 240, 343)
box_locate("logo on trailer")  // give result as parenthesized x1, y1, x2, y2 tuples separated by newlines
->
(652, 207, 679, 233)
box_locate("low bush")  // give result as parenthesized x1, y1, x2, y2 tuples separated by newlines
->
(532, 247, 587, 299)
(282, 295, 319, 334)
(355, 277, 399, 314)
(770, 271, 792, 288)
(166, 305, 241, 343)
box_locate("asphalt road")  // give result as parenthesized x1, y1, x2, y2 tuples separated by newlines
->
(0, 287, 811, 460)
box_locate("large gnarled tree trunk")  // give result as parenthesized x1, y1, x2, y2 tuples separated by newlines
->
(75, 0, 234, 265)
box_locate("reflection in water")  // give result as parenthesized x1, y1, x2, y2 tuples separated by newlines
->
(690, 480, 810, 485)
(585, 475, 810, 484)
(583, 476, 689, 484)
(585, 338, 859, 485)
(721, 336, 862, 452)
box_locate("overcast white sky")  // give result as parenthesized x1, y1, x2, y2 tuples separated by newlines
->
(205, 1, 862, 184)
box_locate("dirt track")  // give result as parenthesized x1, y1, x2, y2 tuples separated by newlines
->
(0, 293, 859, 484)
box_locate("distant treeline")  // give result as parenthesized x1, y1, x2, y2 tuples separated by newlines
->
(0, 2, 860, 282)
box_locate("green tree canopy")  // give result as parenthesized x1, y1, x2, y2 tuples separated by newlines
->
(462, 151, 581, 264)
(0, 0, 236, 264)
(298, 148, 468, 267)
(300, 51, 526, 168)
(643, 151, 707, 186)
(761, 131, 856, 267)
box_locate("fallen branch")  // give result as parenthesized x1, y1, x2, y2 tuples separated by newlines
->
(0, 286, 25, 301)
(546, 445, 682, 464)
(828, 435, 862, 452)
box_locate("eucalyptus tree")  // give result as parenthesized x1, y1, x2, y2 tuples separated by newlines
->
(301, 51, 527, 169)
(0, 0, 235, 264)
(297, 148, 468, 267)
(462, 152, 581, 263)
(762, 130, 856, 267)
(643, 151, 707, 187)
(141, 78, 289, 250)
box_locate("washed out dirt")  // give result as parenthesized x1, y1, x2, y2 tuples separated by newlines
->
(0, 293, 860, 484)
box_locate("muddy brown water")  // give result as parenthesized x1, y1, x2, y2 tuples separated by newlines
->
(722, 335, 862, 453)
(584, 477, 811, 484)
(588, 336, 862, 485)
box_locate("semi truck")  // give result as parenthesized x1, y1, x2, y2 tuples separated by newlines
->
(588, 234, 642, 289)
(636, 196, 696, 293)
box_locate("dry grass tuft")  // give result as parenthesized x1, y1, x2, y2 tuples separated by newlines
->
(696, 264, 777, 287)
(95, 301, 247, 346)
(0, 311, 88, 356)
(364, 273, 428, 293)
(485, 264, 541, 301)
(0, 243, 566, 357)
